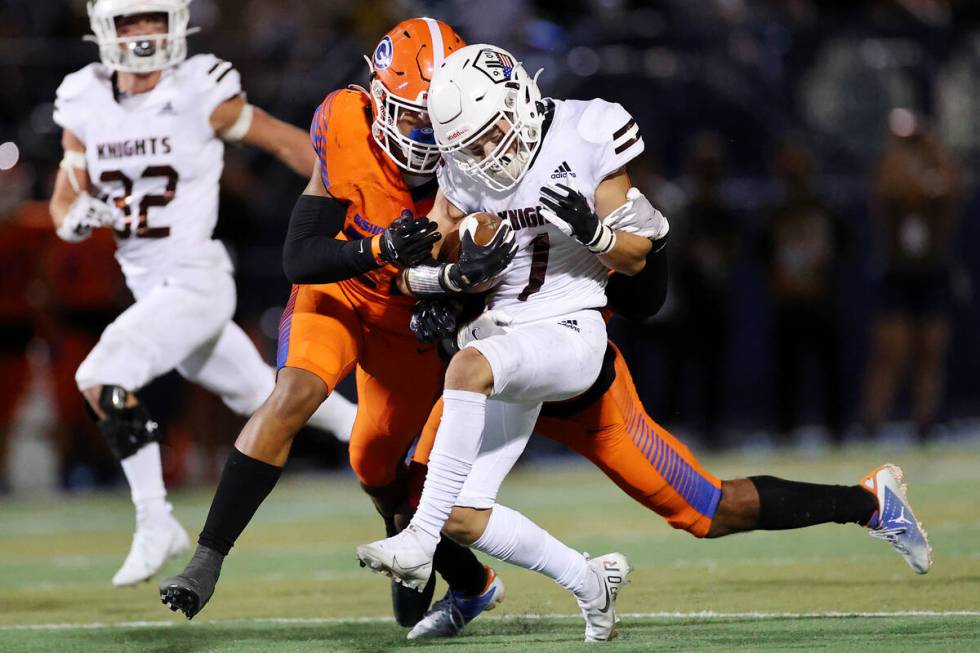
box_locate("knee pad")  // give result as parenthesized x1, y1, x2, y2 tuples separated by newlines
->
(92, 385, 161, 460)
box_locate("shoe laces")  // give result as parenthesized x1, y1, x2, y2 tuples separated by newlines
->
(427, 595, 465, 633)
(869, 526, 910, 555)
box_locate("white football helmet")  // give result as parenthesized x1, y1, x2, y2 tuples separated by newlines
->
(85, 0, 198, 73)
(428, 44, 544, 192)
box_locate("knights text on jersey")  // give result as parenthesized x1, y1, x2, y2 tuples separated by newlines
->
(437, 98, 645, 323)
(53, 54, 242, 281)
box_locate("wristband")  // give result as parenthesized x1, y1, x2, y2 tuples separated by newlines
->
(404, 265, 448, 296)
(587, 223, 617, 255)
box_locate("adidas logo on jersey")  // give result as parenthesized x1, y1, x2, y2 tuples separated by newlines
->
(558, 319, 580, 332)
(550, 161, 576, 180)
(158, 101, 177, 116)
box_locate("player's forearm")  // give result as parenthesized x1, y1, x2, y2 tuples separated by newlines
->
(275, 130, 317, 178)
(597, 229, 652, 276)
(49, 170, 80, 227)
(242, 107, 316, 177)
(282, 194, 381, 284)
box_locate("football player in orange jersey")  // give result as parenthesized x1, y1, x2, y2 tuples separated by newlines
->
(161, 18, 515, 622)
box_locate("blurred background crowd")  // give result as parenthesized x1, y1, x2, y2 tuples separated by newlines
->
(0, 0, 977, 494)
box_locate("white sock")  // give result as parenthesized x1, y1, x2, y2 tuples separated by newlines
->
(409, 389, 487, 552)
(120, 442, 170, 522)
(307, 391, 357, 442)
(472, 504, 601, 603)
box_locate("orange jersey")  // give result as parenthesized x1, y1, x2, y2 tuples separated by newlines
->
(0, 202, 52, 321)
(277, 88, 445, 488)
(307, 88, 436, 325)
(43, 229, 123, 313)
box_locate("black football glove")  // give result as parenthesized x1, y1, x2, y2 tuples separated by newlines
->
(409, 299, 459, 344)
(378, 215, 441, 267)
(539, 183, 616, 254)
(442, 223, 519, 292)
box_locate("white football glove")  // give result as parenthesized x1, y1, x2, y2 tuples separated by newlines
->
(456, 309, 513, 351)
(57, 192, 118, 242)
(601, 187, 670, 241)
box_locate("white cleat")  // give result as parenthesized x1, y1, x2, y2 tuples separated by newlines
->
(861, 464, 933, 574)
(112, 513, 190, 587)
(356, 526, 433, 592)
(578, 552, 631, 642)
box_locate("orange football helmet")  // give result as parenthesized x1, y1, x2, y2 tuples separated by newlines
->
(366, 17, 465, 174)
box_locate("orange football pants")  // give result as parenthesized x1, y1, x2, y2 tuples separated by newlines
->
(277, 281, 445, 487)
(413, 343, 721, 537)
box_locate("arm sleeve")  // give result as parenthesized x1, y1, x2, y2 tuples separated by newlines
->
(606, 238, 668, 321)
(282, 194, 381, 284)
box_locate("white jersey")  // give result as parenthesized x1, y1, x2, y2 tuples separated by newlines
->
(53, 54, 241, 283)
(438, 98, 644, 323)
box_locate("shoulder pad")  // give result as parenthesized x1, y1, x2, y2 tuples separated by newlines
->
(55, 64, 106, 103)
(175, 53, 241, 93)
(577, 99, 634, 146)
(176, 53, 243, 119)
(310, 88, 375, 190)
(328, 88, 372, 126)
(178, 53, 221, 80)
(312, 88, 372, 145)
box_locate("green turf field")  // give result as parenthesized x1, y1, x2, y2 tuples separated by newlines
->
(2, 442, 979, 652)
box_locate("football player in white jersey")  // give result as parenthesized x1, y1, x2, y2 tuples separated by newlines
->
(361, 43, 932, 642)
(357, 43, 659, 641)
(48, 0, 357, 588)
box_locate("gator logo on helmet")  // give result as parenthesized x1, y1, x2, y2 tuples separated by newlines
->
(473, 48, 515, 84)
(373, 36, 394, 70)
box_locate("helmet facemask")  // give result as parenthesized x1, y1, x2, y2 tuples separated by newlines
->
(369, 78, 442, 175)
(86, 0, 197, 73)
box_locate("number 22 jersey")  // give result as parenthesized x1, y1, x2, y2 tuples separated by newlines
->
(53, 53, 241, 282)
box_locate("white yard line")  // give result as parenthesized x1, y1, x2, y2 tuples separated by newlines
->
(3, 611, 978, 632)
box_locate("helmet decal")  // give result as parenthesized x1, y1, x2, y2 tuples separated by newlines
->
(473, 48, 515, 84)
(373, 36, 394, 71)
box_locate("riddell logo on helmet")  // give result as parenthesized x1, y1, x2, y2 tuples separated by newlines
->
(446, 128, 468, 141)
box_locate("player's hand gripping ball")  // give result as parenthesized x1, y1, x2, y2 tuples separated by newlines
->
(444, 213, 517, 291)
(438, 211, 504, 262)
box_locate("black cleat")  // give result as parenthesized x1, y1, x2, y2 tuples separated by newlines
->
(392, 573, 436, 627)
(159, 545, 224, 620)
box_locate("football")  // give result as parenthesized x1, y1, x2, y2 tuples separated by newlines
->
(437, 211, 504, 262)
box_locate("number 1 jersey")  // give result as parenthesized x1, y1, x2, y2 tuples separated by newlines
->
(53, 54, 240, 282)
(437, 98, 644, 324)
